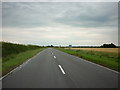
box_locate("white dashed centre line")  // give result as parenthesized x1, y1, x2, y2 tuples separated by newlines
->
(58, 65, 66, 74)
(54, 56, 56, 59)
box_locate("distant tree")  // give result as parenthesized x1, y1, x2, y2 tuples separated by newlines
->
(69, 45, 72, 48)
(100, 43, 117, 48)
(51, 45, 53, 47)
(47, 45, 54, 47)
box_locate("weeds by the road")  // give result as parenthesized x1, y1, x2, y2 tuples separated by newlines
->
(2, 42, 45, 76)
(56, 48, 119, 71)
(2, 41, 43, 58)
(2, 48, 45, 76)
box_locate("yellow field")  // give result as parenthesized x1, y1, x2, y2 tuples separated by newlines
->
(66, 48, 119, 53)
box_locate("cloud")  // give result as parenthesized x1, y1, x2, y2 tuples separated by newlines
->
(55, 2, 118, 28)
(2, 2, 118, 28)
(2, 0, 120, 2)
(3, 25, 118, 45)
(2, 2, 118, 45)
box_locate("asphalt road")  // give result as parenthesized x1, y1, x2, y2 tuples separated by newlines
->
(2, 48, 118, 88)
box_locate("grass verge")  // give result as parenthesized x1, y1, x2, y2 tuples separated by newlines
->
(56, 48, 119, 71)
(2, 48, 45, 76)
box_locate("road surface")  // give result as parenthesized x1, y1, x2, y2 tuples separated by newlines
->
(2, 48, 118, 88)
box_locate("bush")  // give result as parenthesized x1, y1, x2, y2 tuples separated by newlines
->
(2, 41, 41, 57)
(100, 43, 117, 48)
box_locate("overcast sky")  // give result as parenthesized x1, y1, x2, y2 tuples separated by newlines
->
(2, 2, 118, 46)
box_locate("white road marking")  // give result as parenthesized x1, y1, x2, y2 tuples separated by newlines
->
(0, 52, 41, 80)
(0, 66, 19, 81)
(80, 58, 119, 73)
(0, 59, 31, 81)
(54, 56, 56, 59)
(58, 65, 66, 74)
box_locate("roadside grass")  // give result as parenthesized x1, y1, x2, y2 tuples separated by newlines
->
(0, 58, 2, 77)
(2, 41, 42, 57)
(2, 48, 45, 76)
(56, 48, 119, 71)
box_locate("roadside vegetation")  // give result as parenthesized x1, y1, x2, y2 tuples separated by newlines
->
(56, 48, 119, 71)
(2, 42, 45, 76)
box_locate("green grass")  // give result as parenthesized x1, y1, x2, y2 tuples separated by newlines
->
(2, 41, 42, 57)
(2, 48, 45, 76)
(0, 58, 2, 77)
(56, 48, 119, 71)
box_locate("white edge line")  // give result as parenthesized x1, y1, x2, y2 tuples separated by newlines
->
(56, 49, 119, 73)
(0, 59, 31, 81)
(80, 58, 119, 73)
(0, 52, 41, 80)
(58, 65, 65, 74)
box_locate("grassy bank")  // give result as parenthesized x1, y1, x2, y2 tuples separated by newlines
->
(56, 48, 119, 71)
(2, 42, 42, 58)
(2, 48, 45, 76)
(2, 41, 45, 76)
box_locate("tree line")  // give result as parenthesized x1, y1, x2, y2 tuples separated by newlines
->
(100, 43, 117, 48)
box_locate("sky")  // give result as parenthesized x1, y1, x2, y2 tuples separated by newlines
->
(2, 2, 118, 46)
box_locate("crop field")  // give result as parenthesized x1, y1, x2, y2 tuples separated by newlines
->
(66, 48, 118, 53)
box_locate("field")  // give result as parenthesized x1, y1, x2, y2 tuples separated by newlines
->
(56, 48, 119, 71)
(66, 48, 118, 53)
(2, 42, 45, 76)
